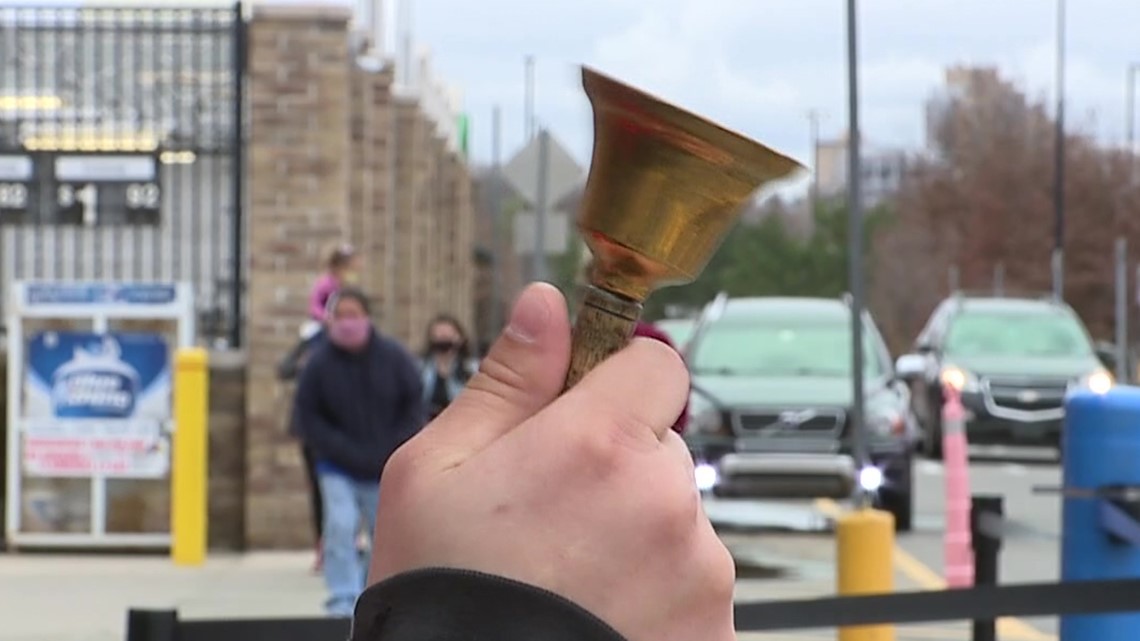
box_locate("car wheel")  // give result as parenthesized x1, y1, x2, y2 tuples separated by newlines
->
(921, 388, 945, 460)
(922, 413, 944, 460)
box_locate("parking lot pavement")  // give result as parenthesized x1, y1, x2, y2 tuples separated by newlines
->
(0, 552, 325, 641)
(1, 468, 1062, 641)
(714, 478, 1060, 641)
(725, 531, 974, 641)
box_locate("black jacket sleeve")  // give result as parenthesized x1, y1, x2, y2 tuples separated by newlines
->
(350, 568, 628, 641)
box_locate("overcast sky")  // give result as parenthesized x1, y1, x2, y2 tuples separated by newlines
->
(393, 0, 1139, 195)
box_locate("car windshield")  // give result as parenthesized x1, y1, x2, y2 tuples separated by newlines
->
(944, 310, 1093, 358)
(655, 319, 695, 347)
(690, 319, 884, 378)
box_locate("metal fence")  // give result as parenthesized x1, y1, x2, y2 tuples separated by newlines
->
(0, 4, 245, 347)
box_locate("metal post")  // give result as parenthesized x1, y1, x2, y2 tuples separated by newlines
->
(228, 3, 246, 348)
(490, 106, 504, 334)
(532, 129, 550, 283)
(125, 609, 178, 641)
(994, 262, 1005, 297)
(970, 495, 1004, 641)
(524, 56, 535, 143)
(949, 265, 960, 295)
(399, 0, 413, 88)
(1052, 0, 1066, 301)
(1128, 64, 1137, 181)
(845, 0, 868, 500)
(808, 109, 821, 214)
(1117, 238, 1129, 383)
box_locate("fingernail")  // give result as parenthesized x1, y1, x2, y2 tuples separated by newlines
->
(505, 286, 551, 344)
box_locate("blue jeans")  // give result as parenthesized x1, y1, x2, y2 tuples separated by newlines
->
(317, 471, 379, 617)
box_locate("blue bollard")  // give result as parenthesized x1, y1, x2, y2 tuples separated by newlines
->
(1061, 386, 1140, 640)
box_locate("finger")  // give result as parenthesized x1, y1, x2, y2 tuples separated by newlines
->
(423, 282, 570, 457)
(547, 337, 689, 447)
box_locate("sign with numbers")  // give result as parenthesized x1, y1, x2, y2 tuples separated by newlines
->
(52, 153, 162, 225)
(0, 153, 37, 219)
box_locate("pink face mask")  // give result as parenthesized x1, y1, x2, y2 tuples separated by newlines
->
(329, 317, 372, 350)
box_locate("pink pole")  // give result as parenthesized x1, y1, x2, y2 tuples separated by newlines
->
(942, 383, 974, 588)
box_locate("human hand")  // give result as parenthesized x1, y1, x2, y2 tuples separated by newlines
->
(370, 283, 736, 641)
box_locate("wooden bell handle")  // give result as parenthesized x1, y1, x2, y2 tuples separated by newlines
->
(563, 284, 644, 391)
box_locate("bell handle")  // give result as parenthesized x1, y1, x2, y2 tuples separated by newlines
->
(563, 284, 643, 391)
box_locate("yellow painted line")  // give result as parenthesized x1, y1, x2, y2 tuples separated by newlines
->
(813, 499, 1057, 641)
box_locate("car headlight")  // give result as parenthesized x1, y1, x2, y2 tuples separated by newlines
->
(1077, 368, 1115, 395)
(940, 365, 979, 393)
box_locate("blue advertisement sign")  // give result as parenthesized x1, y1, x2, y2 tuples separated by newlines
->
(24, 282, 177, 306)
(21, 331, 171, 478)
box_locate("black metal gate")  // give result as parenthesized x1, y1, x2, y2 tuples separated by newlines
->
(0, 3, 245, 347)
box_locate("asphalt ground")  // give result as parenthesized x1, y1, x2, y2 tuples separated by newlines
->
(714, 449, 1064, 641)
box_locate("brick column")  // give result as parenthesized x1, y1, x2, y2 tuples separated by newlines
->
(348, 59, 395, 303)
(245, 3, 352, 549)
(389, 98, 422, 347)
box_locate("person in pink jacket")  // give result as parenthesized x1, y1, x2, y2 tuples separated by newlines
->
(308, 244, 361, 324)
(633, 320, 690, 435)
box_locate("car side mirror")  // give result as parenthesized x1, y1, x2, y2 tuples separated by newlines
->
(894, 354, 926, 381)
(1094, 341, 1118, 371)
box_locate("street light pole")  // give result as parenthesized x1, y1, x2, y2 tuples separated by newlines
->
(1128, 63, 1139, 182)
(524, 56, 536, 143)
(1052, 0, 1066, 301)
(808, 109, 821, 215)
(490, 105, 504, 334)
(845, 0, 869, 503)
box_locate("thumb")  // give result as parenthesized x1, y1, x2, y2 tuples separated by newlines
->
(422, 282, 570, 459)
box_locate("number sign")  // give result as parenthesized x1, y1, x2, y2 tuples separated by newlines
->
(0, 153, 36, 219)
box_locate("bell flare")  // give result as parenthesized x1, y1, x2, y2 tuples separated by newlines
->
(576, 66, 806, 302)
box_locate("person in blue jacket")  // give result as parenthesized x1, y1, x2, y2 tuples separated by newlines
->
(291, 287, 425, 617)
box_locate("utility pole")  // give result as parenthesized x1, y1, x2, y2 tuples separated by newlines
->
(845, 0, 869, 501)
(524, 56, 536, 143)
(532, 128, 551, 282)
(1051, 0, 1066, 301)
(491, 105, 504, 333)
(1128, 63, 1139, 183)
(808, 109, 821, 215)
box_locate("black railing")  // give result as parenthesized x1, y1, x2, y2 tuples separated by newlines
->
(126, 494, 1140, 641)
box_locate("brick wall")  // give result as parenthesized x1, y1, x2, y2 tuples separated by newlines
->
(207, 351, 247, 550)
(245, 3, 353, 549)
(242, 4, 478, 548)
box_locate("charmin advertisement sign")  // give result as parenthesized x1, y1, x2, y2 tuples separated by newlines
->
(22, 331, 172, 478)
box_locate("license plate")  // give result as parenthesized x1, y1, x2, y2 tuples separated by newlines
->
(734, 437, 840, 454)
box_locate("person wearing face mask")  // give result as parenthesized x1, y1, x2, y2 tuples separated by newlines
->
(291, 287, 425, 617)
(278, 245, 362, 572)
(420, 314, 479, 421)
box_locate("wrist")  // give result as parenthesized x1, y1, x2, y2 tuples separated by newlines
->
(352, 567, 628, 641)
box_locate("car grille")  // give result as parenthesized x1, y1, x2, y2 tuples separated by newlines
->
(983, 376, 1069, 413)
(734, 408, 846, 438)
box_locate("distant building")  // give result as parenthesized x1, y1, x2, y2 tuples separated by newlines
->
(814, 134, 909, 208)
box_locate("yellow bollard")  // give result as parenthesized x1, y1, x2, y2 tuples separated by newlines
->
(836, 507, 896, 641)
(171, 347, 209, 566)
